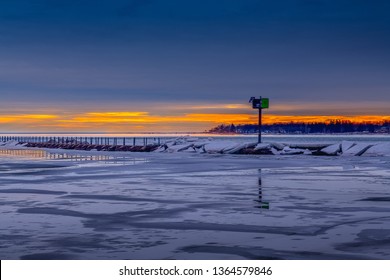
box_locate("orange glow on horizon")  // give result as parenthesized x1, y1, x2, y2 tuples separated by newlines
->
(0, 112, 389, 132)
(86, 112, 149, 117)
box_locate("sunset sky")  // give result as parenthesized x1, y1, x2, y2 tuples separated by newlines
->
(1, 0, 389, 132)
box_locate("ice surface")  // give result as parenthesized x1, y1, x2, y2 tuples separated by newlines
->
(1, 147, 389, 259)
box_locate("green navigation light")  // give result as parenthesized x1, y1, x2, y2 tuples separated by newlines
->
(261, 98, 269, 109)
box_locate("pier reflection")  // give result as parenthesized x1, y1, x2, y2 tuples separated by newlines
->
(255, 169, 270, 209)
(0, 149, 147, 165)
(0, 149, 47, 158)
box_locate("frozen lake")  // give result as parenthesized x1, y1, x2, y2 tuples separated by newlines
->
(0, 149, 390, 259)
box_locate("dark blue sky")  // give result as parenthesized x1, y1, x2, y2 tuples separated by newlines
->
(1, 0, 390, 116)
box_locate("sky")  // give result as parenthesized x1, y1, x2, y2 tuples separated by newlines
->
(0, 0, 389, 132)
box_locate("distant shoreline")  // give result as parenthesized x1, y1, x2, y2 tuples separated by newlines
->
(0, 132, 389, 136)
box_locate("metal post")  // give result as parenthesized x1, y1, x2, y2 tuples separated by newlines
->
(258, 96, 262, 144)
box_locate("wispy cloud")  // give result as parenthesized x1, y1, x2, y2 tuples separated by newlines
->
(0, 114, 58, 123)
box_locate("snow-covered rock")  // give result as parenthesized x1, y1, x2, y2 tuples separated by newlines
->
(254, 143, 271, 151)
(289, 143, 330, 150)
(363, 143, 390, 156)
(221, 143, 243, 153)
(321, 143, 341, 155)
(270, 142, 286, 151)
(341, 141, 355, 153)
(2, 136, 388, 157)
(203, 141, 238, 154)
(280, 146, 305, 155)
(193, 141, 209, 149)
(342, 143, 373, 156)
(0, 140, 22, 148)
(166, 143, 195, 153)
(224, 142, 257, 154)
(184, 137, 200, 142)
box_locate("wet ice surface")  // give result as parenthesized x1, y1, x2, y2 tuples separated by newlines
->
(0, 149, 390, 259)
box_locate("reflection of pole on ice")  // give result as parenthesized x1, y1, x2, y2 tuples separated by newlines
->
(258, 169, 262, 200)
(257, 169, 269, 209)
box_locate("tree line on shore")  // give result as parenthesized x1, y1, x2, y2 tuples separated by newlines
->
(208, 120, 390, 134)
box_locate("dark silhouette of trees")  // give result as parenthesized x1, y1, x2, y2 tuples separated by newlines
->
(208, 120, 390, 134)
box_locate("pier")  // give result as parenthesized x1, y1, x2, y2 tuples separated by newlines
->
(0, 136, 163, 152)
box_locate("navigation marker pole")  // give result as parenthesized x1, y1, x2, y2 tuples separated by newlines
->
(249, 96, 269, 144)
(258, 99, 262, 143)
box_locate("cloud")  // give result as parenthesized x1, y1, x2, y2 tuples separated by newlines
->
(0, 114, 58, 123)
